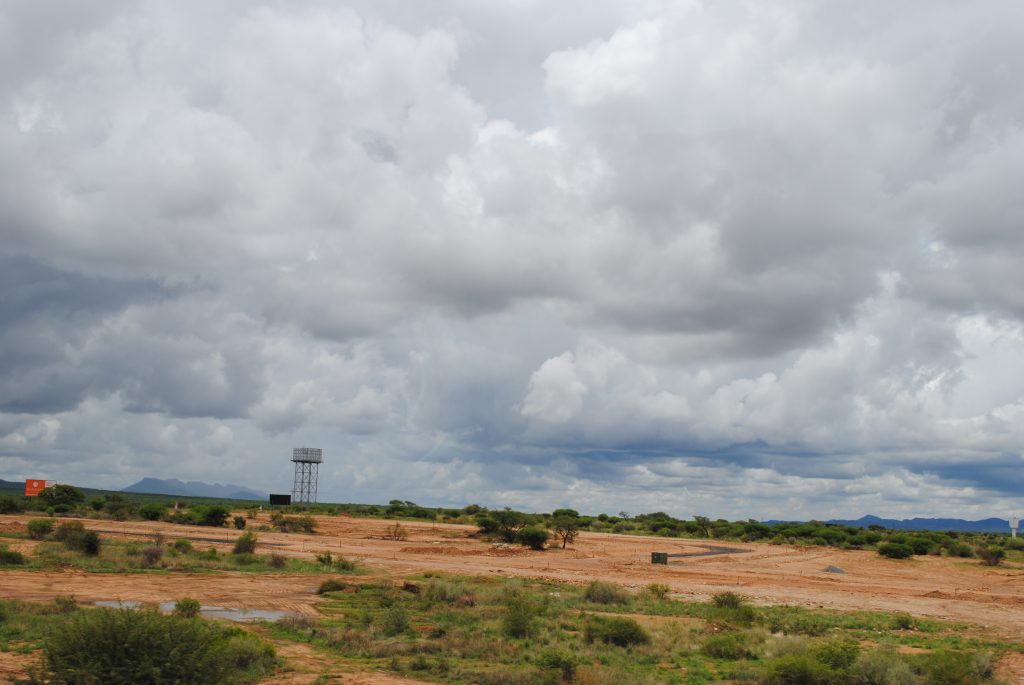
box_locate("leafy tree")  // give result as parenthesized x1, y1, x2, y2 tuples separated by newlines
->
(38, 484, 84, 508)
(491, 509, 529, 542)
(552, 515, 580, 549)
(138, 503, 166, 521)
(193, 505, 230, 527)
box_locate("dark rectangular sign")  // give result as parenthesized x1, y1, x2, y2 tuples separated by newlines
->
(269, 494, 291, 505)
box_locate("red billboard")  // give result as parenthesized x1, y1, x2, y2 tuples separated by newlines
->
(24, 479, 56, 497)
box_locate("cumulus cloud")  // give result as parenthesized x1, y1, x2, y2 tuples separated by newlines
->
(1, 1, 1023, 519)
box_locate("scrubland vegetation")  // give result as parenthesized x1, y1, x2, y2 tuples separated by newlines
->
(0, 597, 276, 684)
(0, 484, 1021, 683)
(274, 575, 1012, 684)
(2, 485, 1017, 562)
(1, 524, 360, 575)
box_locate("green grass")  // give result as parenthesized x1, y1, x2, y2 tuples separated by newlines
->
(264, 575, 1018, 685)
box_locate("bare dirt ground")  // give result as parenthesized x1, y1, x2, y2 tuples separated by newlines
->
(2, 513, 1023, 682)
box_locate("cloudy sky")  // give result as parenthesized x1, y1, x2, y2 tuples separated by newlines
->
(2, 1, 1023, 520)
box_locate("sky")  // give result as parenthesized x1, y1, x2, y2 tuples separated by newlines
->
(2, 1, 1023, 521)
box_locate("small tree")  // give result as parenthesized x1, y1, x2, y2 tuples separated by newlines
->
(551, 515, 580, 549)
(232, 532, 258, 555)
(194, 506, 230, 527)
(27, 519, 55, 540)
(976, 546, 1005, 567)
(233, 516, 247, 530)
(490, 509, 529, 543)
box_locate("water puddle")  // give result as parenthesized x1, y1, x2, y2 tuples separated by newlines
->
(93, 600, 294, 622)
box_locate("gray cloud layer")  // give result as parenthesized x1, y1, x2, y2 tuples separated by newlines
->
(2, 1, 1023, 520)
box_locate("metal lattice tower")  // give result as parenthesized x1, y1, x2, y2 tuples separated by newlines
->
(291, 447, 323, 504)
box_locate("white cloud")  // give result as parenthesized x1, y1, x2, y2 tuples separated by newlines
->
(2, 1, 1024, 519)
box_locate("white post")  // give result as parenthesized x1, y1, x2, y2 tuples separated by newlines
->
(1010, 517, 1019, 539)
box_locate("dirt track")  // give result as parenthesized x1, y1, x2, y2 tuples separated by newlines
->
(2, 513, 1023, 682)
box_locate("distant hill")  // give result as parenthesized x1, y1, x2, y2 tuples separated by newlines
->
(761, 514, 1014, 533)
(826, 515, 1012, 534)
(122, 477, 266, 501)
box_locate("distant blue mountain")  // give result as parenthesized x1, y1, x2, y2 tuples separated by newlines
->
(122, 477, 266, 501)
(764, 514, 1013, 533)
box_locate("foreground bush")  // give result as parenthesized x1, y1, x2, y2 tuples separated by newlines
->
(43, 607, 276, 684)
(584, 616, 650, 647)
(232, 531, 258, 555)
(54, 522, 101, 556)
(976, 547, 1005, 567)
(27, 518, 55, 540)
(582, 581, 631, 605)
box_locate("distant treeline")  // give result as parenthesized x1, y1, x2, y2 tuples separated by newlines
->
(1, 487, 1017, 556)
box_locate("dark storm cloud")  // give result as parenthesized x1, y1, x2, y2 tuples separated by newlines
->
(0, 254, 168, 412)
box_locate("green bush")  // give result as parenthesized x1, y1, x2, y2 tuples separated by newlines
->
(916, 650, 994, 685)
(174, 597, 201, 618)
(43, 607, 275, 684)
(853, 649, 916, 685)
(38, 484, 84, 508)
(138, 503, 166, 521)
(271, 514, 317, 533)
(644, 583, 671, 600)
(53, 521, 86, 542)
(232, 532, 258, 555)
(702, 632, 756, 659)
(712, 591, 745, 609)
(27, 518, 55, 540)
(0, 546, 25, 565)
(378, 605, 410, 636)
(0, 497, 27, 514)
(537, 649, 578, 681)
(891, 614, 916, 630)
(814, 638, 859, 670)
(583, 616, 650, 647)
(582, 580, 630, 605)
(193, 505, 230, 527)
(976, 547, 1005, 566)
(502, 599, 535, 638)
(878, 543, 913, 559)
(317, 579, 347, 594)
(516, 526, 550, 550)
(172, 538, 193, 553)
(762, 654, 834, 684)
(233, 516, 247, 530)
(425, 579, 474, 605)
(269, 553, 287, 568)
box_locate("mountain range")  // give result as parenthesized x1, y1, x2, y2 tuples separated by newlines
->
(822, 514, 1014, 534)
(122, 477, 267, 501)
